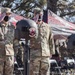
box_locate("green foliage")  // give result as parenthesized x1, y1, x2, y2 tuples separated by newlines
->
(0, 0, 75, 22)
(0, 0, 47, 17)
(47, 0, 75, 22)
(57, 0, 75, 17)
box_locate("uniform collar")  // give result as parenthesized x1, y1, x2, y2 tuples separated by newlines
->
(37, 21, 43, 26)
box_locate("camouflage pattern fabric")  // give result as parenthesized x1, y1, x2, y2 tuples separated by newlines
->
(30, 22, 55, 75)
(0, 56, 14, 75)
(30, 22, 55, 57)
(30, 57, 50, 75)
(0, 22, 15, 56)
(0, 21, 15, 75)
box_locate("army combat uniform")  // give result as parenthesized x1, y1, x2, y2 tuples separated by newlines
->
(30, 22, 55, 75)
(0, 21, 15, 75)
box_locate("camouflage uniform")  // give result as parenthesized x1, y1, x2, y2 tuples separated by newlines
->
(0, 21, 15, 75)
(30, 22, 55, 75)
(15, 42, 24, 64)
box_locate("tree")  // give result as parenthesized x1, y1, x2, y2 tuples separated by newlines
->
(57, 0, 75, 16)
(0, 0, 75, 23)
(47, 0, 75, 23)
(47, 0, 58, 13)
(0, 0, 47, 17)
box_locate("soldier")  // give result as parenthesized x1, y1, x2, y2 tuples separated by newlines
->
(0, 8, 15, 75)
(30, 8, 55, 75)
(0, 7, 12, 22)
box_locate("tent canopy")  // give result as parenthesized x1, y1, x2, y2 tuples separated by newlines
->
(1, 7, 75, 39)
(43, 10, 75, 39)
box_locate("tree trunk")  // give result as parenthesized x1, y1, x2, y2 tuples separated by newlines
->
(47, 0, 58, 13)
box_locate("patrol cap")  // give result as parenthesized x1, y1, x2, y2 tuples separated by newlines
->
(33, 7, 43, 15)
(5, 8, 12, 14)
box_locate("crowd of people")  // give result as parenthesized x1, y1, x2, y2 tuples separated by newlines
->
(0, 7, 56, 75)
(0, 7, 75, 75)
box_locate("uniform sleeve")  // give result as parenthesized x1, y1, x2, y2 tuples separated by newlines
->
(13, 39, 20, 55)
(49, 26, 55, 55)
(13, 26, 20, 55)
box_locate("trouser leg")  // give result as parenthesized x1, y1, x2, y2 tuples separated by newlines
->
(30, 57, 50, 75)
(4, 56, 14, 75)
(0, 58, 4, 75)
(39, 58, 49, 75)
